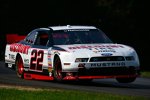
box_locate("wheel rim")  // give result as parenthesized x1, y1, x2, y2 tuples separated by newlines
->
(17, 58, 24, 76)
(55, 59, 62, 80)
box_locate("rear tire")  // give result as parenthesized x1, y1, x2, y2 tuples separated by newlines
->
(116, 77, 136, 83)
(53, 57, 63, 82)
(16, 56, 24, 78)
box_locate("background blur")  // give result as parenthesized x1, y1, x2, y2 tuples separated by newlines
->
(0, 0, 149, 70)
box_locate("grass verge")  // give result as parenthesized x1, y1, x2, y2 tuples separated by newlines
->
(141, 71, 150, 78)
(0, 85, 149, 100)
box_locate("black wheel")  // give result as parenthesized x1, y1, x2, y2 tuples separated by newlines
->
(116, 77, 136, 83)
(53, 57, 63, 81)
(15, 56, 24, 78)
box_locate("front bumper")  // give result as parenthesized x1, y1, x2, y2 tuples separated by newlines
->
(63, 66, 140, 80)
(78, 66, 139, 76)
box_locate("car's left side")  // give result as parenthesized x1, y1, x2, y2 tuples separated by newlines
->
(5, 28, 55, 80)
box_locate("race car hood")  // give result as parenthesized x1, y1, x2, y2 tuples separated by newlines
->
(53, 44, 136, 57)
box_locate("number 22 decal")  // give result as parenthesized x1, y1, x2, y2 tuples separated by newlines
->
(30, 49, 44, 71)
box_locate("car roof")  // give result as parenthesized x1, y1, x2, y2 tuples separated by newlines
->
(48, 25, 97, 31)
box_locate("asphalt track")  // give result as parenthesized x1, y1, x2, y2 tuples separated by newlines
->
(0, 61, 150, 97)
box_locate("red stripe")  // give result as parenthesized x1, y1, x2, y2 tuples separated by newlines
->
(24, 73, 138, 81)
(63, 76, 77, 80)
(24, 73, 54, 81)
(78, 75, 138, 79)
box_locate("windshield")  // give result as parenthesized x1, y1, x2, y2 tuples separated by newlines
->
(52, 29, 113, 45)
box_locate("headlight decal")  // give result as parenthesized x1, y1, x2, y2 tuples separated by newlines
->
(75, 58, 89, 62)
(125, 56, 135, 61)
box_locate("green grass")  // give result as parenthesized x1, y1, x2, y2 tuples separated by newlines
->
(0, 87, 149, 100)
(141, 71, 150, 78)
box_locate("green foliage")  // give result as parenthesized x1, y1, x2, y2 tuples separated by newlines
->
(141, 71, 150, 78)
(0, 88, 149, 100)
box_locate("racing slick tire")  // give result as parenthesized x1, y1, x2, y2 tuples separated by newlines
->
(116, 77, 136, 83)
(15, 56, 24, 78)
(53, 57, 63, 82)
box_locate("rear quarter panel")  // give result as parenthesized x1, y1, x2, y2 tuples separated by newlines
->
(5, 44, 17, 64)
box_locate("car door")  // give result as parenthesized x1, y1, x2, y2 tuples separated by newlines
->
(28, 30, 50, 73)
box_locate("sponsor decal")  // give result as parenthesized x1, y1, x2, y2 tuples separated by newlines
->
(48, 61, 52, 69)
(48, 55, 51, 58)
(101, 53, 113, 56)
(48, 61, 52, 65)
(68, 45, 124, 50)
(48, 60, 53, 76)
(48, 53, 51, 58)
(8, 63, 13, 68)
(99, 48, 115, 52)
(90, 48, 99, 53)
(30, 49, 44, 71)
(48, 65, 53, 76)
(48, 53, 52, 74)
(90, 62, 125, 67)
(48, 67, 53, 72)
(24, 59, 29, 64)
(66, 29, 90, 31)
(48, 49, 52, 55)
(90, 48, 115, 53)
(24, 64, 30, 68)
(48, 51, 51, 59)
(49, 72, 52, 76)
(9, 54, 15, 60)
(10, 43, 30, 54)
(48, 58, 51, 61)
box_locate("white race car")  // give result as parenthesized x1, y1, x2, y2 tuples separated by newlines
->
(5, 25, 140, 83)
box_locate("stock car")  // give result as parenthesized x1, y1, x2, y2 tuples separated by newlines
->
(5, 25, 140, 83)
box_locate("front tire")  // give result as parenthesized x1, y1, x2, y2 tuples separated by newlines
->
(16, 56, 24, 78)
(116, 77, 136, 83)
(53, 57, 63, 81)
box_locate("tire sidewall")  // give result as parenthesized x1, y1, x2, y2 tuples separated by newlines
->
(16, 56, 24, 78)
(53, 57, 63, 81)
(116, 77, 136, 83)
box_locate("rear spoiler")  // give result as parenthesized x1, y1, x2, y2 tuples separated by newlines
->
(6, 34, 26, 44)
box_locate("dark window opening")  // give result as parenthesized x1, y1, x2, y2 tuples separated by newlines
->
(35, 32, 49, 46)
